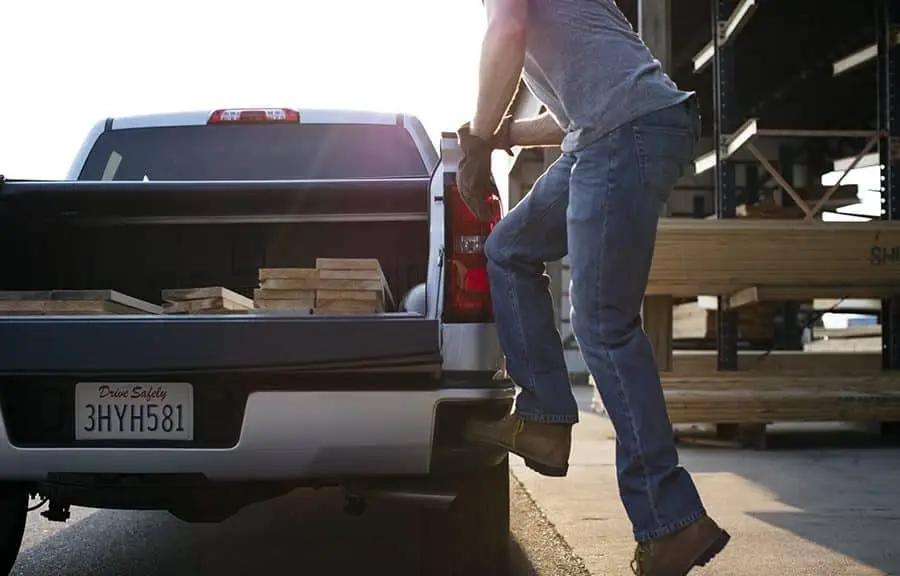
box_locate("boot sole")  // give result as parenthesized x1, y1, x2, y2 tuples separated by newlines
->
(691, 529, 731, 571)
(524, 458, 569, 477)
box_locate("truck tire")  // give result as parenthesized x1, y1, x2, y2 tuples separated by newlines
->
(0, 485, 26, 576)
(420, 457, 510, 576)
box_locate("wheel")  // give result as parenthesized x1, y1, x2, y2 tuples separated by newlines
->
(0, 485, 27, 575)
(420, 457, 510, 576)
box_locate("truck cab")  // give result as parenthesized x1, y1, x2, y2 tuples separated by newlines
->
(0, 107, 514, 575)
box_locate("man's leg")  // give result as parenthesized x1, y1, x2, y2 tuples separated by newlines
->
(464, 153, 577, 476)
(567, 100, 729, 574)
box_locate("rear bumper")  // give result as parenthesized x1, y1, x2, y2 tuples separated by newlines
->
(0, 387, 513, 482)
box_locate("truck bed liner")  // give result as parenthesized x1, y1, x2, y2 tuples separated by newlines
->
(0, 313, 439, 375)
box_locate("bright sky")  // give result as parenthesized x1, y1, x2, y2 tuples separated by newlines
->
(0, 0, 486, 180)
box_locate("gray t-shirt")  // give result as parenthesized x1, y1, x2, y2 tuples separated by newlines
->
(521, 0, 694, 153)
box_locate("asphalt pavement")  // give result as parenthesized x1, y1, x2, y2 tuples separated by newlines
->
(12, 476, 590, 576)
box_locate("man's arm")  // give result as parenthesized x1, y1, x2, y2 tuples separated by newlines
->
(508, 112, 565, 148)
(469, 0, 529, 141)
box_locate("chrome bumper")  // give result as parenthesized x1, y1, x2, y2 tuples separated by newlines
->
(0, 387, 513, 481)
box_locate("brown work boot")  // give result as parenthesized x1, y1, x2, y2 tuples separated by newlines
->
(631, 515, 730, 576)
(463, 414, 572, 477)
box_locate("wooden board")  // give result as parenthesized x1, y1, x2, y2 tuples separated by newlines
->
(665, 389, 900, 424)
(254, 299, 314, 311)
(0, 300, 152, 315)
(814, 325, 882, 339)
(162, 297, 251, 314)
(254, 289, 315, 301)
(0, 290, 161, 314)
(804, 337, 882, 352)
(647, 219, 900, 296)
(660, 374, 900, 392)
(259, 277, 320, 290)
(313, 258, 393, 311)
(728, 285, 900, 307)
(162, 287, 253, 310)
(314, 301, 381, 315)
(316, 258, 381, 271)
(258, 268, 318, 280)
(664, 351, 881, 375)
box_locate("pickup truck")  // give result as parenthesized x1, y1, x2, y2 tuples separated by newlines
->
(0, 107, 515, 575)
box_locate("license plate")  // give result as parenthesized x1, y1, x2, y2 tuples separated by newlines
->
(75, 382, 194, 441)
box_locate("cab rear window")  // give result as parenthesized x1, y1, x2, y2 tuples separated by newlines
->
(78, 123, 428, 181)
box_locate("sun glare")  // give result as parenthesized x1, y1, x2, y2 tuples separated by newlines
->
(0, 0, 486, 179)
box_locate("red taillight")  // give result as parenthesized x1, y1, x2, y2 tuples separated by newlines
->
(444, 183, 502, 323)
(208, 108, 300, 124)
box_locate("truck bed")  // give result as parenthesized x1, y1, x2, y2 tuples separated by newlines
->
(0, 177, 438, 374)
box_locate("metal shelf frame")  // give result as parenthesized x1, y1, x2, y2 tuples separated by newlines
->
(697, 0, 900, 372)
(877, 0, 900, 370)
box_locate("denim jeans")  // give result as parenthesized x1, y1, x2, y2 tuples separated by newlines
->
(483, 98, 706, 542)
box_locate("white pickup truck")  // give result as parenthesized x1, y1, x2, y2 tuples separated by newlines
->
(0, 107, 515, 575)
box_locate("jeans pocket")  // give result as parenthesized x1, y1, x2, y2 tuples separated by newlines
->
(632, 124, 696, 204)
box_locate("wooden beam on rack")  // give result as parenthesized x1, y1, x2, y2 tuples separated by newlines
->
(726, 285, 900, 309)
(665, 351, 881, 375)
(647, 219, 900, 297)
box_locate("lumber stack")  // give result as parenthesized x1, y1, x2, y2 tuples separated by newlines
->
(162, 287, 253, 314)
(672, 300, 775, 340)
(665, 350, 881, 375)
(314, 258, 392, 315)
(804, 325, 882, 352)
(736, 203, 806, 219)
(647, 219, 900, 297)
(664, 386, 900, 425)
(0, 290, 161, 315)
(254, 268, 318, 312)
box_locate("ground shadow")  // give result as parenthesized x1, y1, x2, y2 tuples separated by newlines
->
(674, 425, 900, 574)
(12, 483, 564, 576)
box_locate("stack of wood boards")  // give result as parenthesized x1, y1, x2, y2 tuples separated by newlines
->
(254, 268, 318, 312)
(663, 377, 900, 424)
(804, 325, 882, 352)
(664, 350, 881, 375)
(0, 290, 161, 315)
(647, 219, 900, 296)
(162, 287, 254, 314)
(314, 258, 393, 315)
(672, 300, 775, 340)
(590, 371, 900, 425)
(735, 203, 806, 219)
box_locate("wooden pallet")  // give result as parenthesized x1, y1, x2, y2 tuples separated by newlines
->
(162, 287, 254, 314)
(254, 268, 317, 312)
(0, 290, 161, 315)
(313, 258, 393, 315)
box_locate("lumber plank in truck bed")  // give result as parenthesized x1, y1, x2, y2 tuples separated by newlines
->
(313, 258, 392, 315)
(162, 287, 253, 315)
(0, 290, 161, 315)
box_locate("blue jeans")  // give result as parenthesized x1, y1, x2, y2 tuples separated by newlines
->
(483, 99, 706, 542)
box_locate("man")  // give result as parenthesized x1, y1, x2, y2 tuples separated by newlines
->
(457, 0, 730, 574)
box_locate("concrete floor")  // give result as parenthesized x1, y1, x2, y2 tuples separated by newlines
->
(510, 387, 900, 576)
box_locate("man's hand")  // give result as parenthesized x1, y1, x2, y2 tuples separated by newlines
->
(456, 124, 497, 222)
(460, 115, 514, 155)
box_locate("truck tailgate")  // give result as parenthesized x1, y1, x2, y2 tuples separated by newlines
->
(0, 313, 440, 375)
